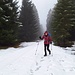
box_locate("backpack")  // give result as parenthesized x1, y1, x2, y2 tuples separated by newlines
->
(48, 32, 51, 37)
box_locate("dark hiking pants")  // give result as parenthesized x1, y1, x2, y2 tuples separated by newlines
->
(44, 44, 51, 55)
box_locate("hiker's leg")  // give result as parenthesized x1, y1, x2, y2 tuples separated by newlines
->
(47, 44, 51, 54)
(44, 44, 47, 56)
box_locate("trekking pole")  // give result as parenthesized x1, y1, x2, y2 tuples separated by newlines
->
(51, 42, 53, 56)
(35, 40, 39, 55)
(51, 42, 52, 50)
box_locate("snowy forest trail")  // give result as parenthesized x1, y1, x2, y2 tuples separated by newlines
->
(29, 41, 75, 75)
(0, 41, 75, 75)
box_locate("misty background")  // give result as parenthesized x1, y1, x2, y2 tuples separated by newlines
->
(17, 0, 57, 30)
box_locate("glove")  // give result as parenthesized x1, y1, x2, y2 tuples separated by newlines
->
(39, 36, 41, 39)
(50, 42, 52, 44)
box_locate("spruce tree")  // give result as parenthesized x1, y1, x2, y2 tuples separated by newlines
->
(48, 0, 75, 47)
(19, 0, 41, 42)
(68, 0, 75, 41)
(0, 0, 19, 46)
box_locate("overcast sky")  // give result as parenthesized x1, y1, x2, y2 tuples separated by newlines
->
(17, 0, 57, 30)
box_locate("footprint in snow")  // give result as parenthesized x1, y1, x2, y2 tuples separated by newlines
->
(30, 69, 33, 75)
(36, 62, 38, 66)
(51, 73, 53, 75)
(70, 67, 75, 71)
(40, 59, 44, 62)
(59, 59, 64, 62)
(35, 66, 41, 71)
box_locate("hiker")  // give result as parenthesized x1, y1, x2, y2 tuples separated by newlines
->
(39, 31, 52, 56)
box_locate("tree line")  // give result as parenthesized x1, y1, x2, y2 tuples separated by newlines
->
(47, 0, 75, 47)
(0, 0, 42, 47)
(0, 0, 75, 47)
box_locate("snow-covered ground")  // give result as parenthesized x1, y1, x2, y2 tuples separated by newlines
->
(0, 41, 75, 75)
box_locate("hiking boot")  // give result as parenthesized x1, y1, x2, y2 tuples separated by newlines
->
(44, 54, 47, 56)
(49, 51, 51, 55)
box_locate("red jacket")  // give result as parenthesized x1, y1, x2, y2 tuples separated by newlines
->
(41, 35, 52, 44)
(41, 31, 52, 44)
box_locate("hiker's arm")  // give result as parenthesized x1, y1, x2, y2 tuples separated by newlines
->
(39, 36, 44, 40)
